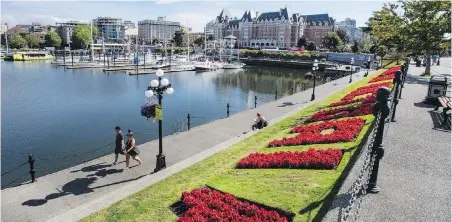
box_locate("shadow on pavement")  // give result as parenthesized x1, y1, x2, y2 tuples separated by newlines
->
(413, 102, 436, 109)
(428, 110, 451, 131)
(22, 162, 145, 207)
(404, 75, 430, 85)
(278, 102, 297, 107)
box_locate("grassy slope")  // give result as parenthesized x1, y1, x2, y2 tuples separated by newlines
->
(83, 66, 396, 222)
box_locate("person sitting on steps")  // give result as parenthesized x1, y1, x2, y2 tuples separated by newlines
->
(252, 113, 268, 130)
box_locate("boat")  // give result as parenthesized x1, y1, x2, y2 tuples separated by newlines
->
(195, 60, 217, 72)
(4, 51, 53, 61)
(0, 52, 5, 59)
(223, 62, 245, 69)
(170, 62, 195, 72)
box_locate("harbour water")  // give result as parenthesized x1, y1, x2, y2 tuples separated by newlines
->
(1, 61, 314, 187)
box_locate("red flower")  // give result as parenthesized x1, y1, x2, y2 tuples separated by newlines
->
(306, 103, 372, 123)
(237, 148, 343, 169)
(268, 118, 365, 147)
(178, 187, 288, 222)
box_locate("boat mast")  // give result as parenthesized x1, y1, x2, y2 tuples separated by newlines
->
(186, 21, 189, 61)
(5, 23, 8, 53)
(90, 21, 94, 62)
(204, 23, 207, 60)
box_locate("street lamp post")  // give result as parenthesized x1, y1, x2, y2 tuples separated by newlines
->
(349, 57, 354, 83)
(364, 56, 371, 77)
(145, 69, 174, 173)
(311, 59, 319, 101)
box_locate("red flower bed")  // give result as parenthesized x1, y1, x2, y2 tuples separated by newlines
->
(178, 187, 288, 222)
(329, 95, 376, 107)
(368, 74, 395, 83)
(341, 82, 392, 101)
(237, 148, 343, 169)
(268, 118, 365, 147)
(306, 103, 372, 123)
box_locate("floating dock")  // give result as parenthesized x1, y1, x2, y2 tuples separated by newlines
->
(127, 68, 195, 75)
(103, 66, 156, 72)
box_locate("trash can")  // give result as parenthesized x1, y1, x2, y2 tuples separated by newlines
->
(425, 76, 449, 104)
(416, 59, 421, 67)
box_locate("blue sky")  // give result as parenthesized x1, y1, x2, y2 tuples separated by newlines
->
(1, 1, 386, 32)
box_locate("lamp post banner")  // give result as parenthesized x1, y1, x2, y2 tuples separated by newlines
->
(155, 104, 162, 120)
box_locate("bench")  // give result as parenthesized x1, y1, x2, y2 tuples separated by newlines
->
(434, 96, 451, 125)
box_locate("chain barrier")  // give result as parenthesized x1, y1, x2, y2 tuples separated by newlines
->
(1, 161, 28, 177)
(1, 172, 30, 189)
(341, 111, 382, 222)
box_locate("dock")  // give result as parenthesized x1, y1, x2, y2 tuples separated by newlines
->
(102, 66, 156, 72)
(127, 68, 195, 75)
(65, 64, 137, 69)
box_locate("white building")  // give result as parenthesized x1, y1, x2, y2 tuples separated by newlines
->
(337, 18, 365, 42)
(138, 17, 181, 44)
(92, 17, 125, 42)
(1, 23, 8, 35)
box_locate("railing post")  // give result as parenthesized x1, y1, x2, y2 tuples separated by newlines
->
(399, 64, 406, 98)
(391, 70, 402, 122)
(275, 90, 277, 101)
(28, 154, 36, 183)
(254, 96, 257, 108)
(303, 84, 306, 91)
(226, 103, 230, 117)
(187, 113, 191, 131)
(368, 87, 391, 193)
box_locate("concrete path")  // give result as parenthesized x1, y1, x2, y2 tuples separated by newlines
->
(323, 58, 451, 221)
(1, 69, 370, 222)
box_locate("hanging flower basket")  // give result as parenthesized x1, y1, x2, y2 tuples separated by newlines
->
(141, 103, 156, 119)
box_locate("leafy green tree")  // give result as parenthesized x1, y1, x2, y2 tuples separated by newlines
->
(24, 34, 41, 48)
(361, 36, 372, 53)
(71, 24, 98, 49)
(8, 34, 27, 49)
(194, 37, 204, 47)
(173, 30, 185, 47)
(336, 29, 350, 44)
(351, 40, 360, 53)
(306, 41, 316, 51)
(45, 31, 62, 48)
(297, 36, 307, 48)
(322, 32, 343, 51)
(399, 0, 451, 75)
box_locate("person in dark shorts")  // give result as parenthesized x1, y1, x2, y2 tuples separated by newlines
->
(252, 113, 267, 130)
(124, 130, 142, 170)
(113, 126, 124, 165)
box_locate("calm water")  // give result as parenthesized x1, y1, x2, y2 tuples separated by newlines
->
(1, 61, 314, 187)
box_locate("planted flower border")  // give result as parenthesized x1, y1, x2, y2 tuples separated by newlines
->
(268, 118, 366, 147)
(176, 187, 293, 222)
(305, 103, 373, 123)
(237, 148, 343, 169)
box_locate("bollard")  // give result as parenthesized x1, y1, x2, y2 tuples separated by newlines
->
(28, 154, 36, 183)
(63, 51, 66, 66)
(275, 90, 277, 101)
(368, 87, 391, 193)
(107, 54, 110, 69)
(113, 52, 116, 66)
(254, 96, 257, 108)
(103, 52, 106, 67)
(227, 103, 230, 117)
(303, 84, 306, 91)
(187, 113, 191, 131)
(391, 70, 402, 122)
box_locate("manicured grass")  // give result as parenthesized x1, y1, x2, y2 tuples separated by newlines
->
(82, 69, 389, 222)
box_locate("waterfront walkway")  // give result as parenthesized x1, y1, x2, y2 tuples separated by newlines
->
(323, 58, 451, 221)
(1, 69, 370, 222)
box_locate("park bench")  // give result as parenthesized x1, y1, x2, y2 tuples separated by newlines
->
(434, 95, 451, 125)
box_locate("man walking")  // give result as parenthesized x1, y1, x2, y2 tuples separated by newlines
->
(114, 126, 124, 165)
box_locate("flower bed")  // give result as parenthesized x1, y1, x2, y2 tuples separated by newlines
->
(268, 118, 365, 147)
(329, 95, 376, 107)
(178, 187, 289, 222)
(368, 74, 395, 83)
(340, 82, 392, 101)
(237, 148, 343, 169)
(305, 103, 372, 123)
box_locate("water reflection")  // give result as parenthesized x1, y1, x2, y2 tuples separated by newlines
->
(213, 66, 313, 95)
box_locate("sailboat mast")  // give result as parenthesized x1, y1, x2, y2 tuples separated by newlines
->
(204, 23, 207, 58)
(90, 21, 94, 62)
(5, 24, 8, 53)
(186, 21, 189, 61)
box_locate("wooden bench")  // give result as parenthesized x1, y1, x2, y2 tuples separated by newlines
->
(434, 96, 452, 125)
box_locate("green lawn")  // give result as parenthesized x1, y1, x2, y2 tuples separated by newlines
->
(82, 67, 392, 222)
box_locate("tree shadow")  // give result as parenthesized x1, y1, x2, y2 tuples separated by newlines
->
(70, 163, 111, 173)
(413, 101, 437, 109)
(404, 75, 430, 85)
(278, 102, 297, 107)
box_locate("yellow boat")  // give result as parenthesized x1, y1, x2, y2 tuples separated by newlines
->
(4, 51, 53, 61)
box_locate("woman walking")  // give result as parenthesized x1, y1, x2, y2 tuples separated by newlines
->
(124, 129, 142, 170)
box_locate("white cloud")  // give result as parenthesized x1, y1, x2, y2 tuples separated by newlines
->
(155, 0, 180, 5)
(166, 12, 215, 32)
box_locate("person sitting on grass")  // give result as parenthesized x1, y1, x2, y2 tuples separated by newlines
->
(252, 113, 268, 130)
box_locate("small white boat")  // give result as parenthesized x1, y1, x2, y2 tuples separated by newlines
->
(195, 60, 217, 72)
(222, 62, 245, 69)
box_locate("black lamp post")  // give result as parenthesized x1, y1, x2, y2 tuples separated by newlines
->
(145, 69, 174, 173)
(349, 57, 354, 83)
(364, 56, 371, 77)
(311, 59, 319, 101)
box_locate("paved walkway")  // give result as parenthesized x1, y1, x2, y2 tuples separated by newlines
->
(323, 58, 451, 221)
(1, 69, 371, 222)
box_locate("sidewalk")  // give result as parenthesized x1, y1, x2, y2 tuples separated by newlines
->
(323, 58, 451, 221)
(1, 70, 371, 222)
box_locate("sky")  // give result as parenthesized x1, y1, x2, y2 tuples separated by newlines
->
(1, 0, 387, 32)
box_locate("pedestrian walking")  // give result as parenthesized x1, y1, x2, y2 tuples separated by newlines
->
(113, 126, 124, 165)
(124, 129, 142, 170)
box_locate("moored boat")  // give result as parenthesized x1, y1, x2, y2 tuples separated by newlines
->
(4, 51, 53, 61)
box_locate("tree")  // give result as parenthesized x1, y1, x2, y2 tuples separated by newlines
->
(336, 29, 350, 44)
(194, 37, 204, 47)
(173, 30, 185, 47)
(361, 36, 373, 53)
(351, 40, 360, 53)
(306, 41, 316, 51)
(8, 34, 27, 49)
(71, 24, 98, 49)
(399, 0, 451, 75)
(323, 32, 343, 51)
(297, 36, 308, 48)
(24, 34, 41, 48)
(45, 31, 62, 48)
